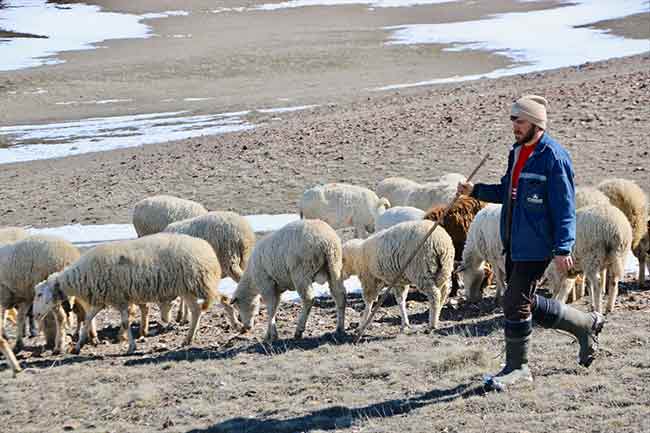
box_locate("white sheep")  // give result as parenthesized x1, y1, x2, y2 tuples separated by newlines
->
(575, 186, 610, 209)
(374, 206, 425, 232)
(132, 195, 208, 237)
(231, 219, 346, 342)
(0, 227, 29, 246)
(597, 178, 649, 286)
(458, 204, 507, 303)
(0, 235, 80, 354)
(377, 174, 466, 211)
(342, 220, 455, 331)
(0, 335, 21, 377)
(32, 233, 240, 355)
(545, 204, 632, 314)
(164, 211, 256, 323)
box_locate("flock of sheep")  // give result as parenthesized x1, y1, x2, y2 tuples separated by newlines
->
(0, 174, 648, 378)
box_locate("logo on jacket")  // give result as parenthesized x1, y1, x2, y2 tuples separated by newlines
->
(527, 193, 543, 205)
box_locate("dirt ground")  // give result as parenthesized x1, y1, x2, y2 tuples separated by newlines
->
(1, 1, 650, 432)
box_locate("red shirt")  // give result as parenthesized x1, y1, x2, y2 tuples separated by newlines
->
(511, 143, 536, 199)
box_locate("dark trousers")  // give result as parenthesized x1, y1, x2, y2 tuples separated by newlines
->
(504, 254, 550, 321)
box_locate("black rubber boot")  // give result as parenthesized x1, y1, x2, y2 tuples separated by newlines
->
(484, 318, 533, 391)
(533, 295, 605, 367)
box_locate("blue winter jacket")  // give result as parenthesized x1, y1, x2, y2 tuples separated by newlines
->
(471, 132, 576, 261)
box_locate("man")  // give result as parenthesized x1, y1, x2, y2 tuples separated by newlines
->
(457, 95, 605, 391)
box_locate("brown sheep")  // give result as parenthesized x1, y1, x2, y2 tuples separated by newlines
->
(424, 196, 487, 298)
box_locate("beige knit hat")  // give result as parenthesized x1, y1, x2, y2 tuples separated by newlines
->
(511, 95, 548, 130)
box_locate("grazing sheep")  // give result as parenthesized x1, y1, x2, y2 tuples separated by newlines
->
(375, 206, 425, 232)
(0, 227, 29, 246)
(299, 183, 390, 237)
(376, 174, 466, 211)
(0, 235, 80, 354)
(164, 211, 256, 323)
(32, 233, 240, 355)
(545, 204, 632, 314)
(458, 204, 507, 303)
(575, 186, 610, 209)
(424, 196, 486, 298)
(231, 219, 346, 342)
(342, 220, 455, 331)
(0, 336, 21, 377)
(598, 178, 648, 286)
(132, 195, 208, 237)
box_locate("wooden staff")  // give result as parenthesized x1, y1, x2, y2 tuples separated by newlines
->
(354, 153, 490, 343)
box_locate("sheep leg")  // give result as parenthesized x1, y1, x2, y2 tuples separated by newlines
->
(605, 260, 622, 313)
(392, 285, 410, 331)
(639, 251, 647, 289)
(13, 302, 30, 354)
(425, 286, 442, 330)
(329, 279, 347, 337)
(27, 306, 39, 338)
(120, 306, 136, 355)
(74, 306, 100, 355)
(138, 304, 150, 339)
(294, 288, 315, 340)
(263, 292, 281, 342)
(588, 270, 604, 314)
(0, 336, 21, 377)
(52, 305, 68, 355)
(0, 306, 6, 340)
(449, 273, 461, 298)
(495, 266, 506, 303)
(575, 274, 586, 300)
(176, 298, 190, 324)
(554, 277, 575, 304)
(183, 298, 203, 346)
(159, 301, 173, 330)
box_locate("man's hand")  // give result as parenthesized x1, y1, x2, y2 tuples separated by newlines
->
(553, 255, 574, 274)
(457, 181, 474, 197)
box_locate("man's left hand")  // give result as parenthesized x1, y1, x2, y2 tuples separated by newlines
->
(554, 255, 574, 274)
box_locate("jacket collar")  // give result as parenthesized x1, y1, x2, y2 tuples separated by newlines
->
(511, 131, 550, 156)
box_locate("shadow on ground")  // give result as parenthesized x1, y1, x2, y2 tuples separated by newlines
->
(187, 381, 492, 433)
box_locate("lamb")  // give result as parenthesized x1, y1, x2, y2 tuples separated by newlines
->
(299, 183, 390, 237)
(376, 174, 466, 211)
(0, 235, 80, 354)
(0, 227, 29, 246)
(231, 219, 346, 342)
(164, 211, 256, 323)
(32, 233, 240, 355)
(457, 204, 507, 303)
(0, 336, 21, 377)
(132, 195, 208, 237)
(597, 178, 649, 286)
(424, 196, 487, 298)
(374, 206, 425, 232)
(575, 186, 610, 209)
(342, 220, 455, 331)
(544, 204, 632, 314)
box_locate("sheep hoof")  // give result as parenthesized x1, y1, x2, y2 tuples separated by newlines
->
(91, 337, 101, 346)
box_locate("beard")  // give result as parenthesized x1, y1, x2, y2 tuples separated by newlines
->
(515, 125, 538, 145)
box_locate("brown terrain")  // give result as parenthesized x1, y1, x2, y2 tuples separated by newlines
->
(1, 1, 649, 432)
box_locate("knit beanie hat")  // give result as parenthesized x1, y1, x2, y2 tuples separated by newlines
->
(511, 95, 548, 130)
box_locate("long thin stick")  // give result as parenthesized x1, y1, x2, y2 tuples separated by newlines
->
(354, 153, 490, 343)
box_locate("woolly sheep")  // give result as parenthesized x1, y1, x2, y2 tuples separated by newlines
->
(424, 196, 486, 297)
(231, 219, 346, 342)
(299, 183, 390, 237)
(33, 233, 240, 355)
(544, 204, 632, 314)
(376, 174, 466, 211)
(132, 195, 208, 237)
(458, 204, 507, 303)
(164, 211, 256, 323)
(0, 227, 29, 246)
(0, 235, 80, 354)
(597, 178, 649, 286)
(375, 206, 425, 232)
(342, 220, 455, 331)
(575, 187, 610, 209)
(0, 336, 21, 377)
